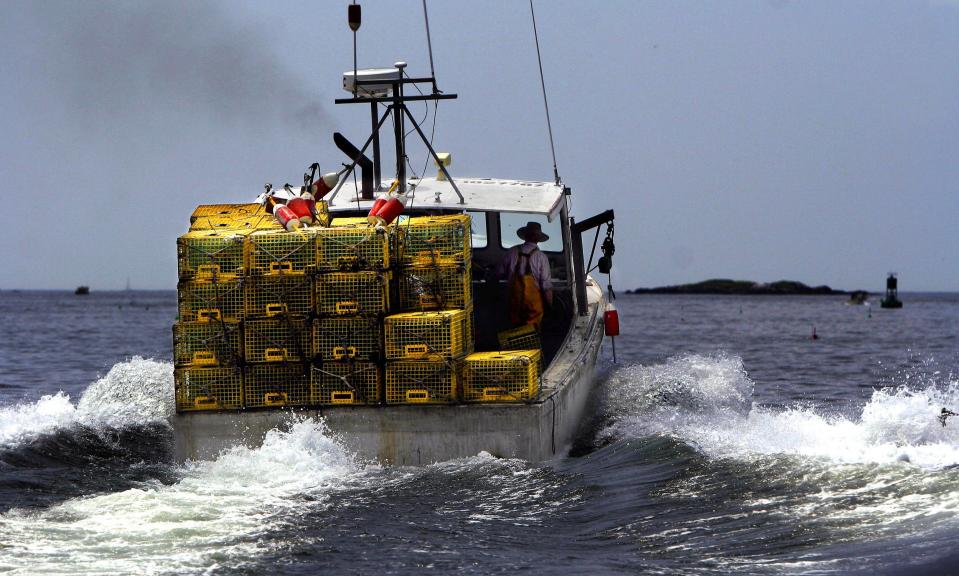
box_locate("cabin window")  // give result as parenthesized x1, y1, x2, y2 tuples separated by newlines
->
(499, 213, 563, 253)
(467, 211, 487, 248)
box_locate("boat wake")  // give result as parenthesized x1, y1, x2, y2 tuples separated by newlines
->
(0, 356, 174, 449)
(601, 353, 959, 468)
(0, 358, 177, 512)
(594, 353, 959, 572)
(0, 418, 362, 575)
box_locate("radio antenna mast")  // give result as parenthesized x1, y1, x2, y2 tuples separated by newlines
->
(529, 0, 561, 185)
(348, 3, 361, 96)
(422, 0, 439, 94)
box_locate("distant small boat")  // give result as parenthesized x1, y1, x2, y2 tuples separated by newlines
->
(74, 286, 90, 295)
(847, 290, 869, 305)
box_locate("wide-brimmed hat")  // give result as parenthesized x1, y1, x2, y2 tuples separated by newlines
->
(517, 221, 549, 243)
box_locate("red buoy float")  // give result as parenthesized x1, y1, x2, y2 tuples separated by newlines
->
(287, 197, 313, 224)
(367, 194, 388, 224)
(604, 302, 620, 337)
(368, 180, 400, 225)
(274, 204, 302, 232)
(373, 191, 407, 226)
(310, 171, 341, 199)
(300, 189, 317, 219)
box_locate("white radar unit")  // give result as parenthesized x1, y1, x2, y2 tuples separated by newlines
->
(343, 67, 402, 98)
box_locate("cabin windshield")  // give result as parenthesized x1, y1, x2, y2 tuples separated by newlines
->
(467, 210, 487, 248)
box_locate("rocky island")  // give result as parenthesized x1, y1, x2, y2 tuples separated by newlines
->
(627, 279, 853, 295)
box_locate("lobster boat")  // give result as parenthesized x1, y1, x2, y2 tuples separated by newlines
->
(170, 4, 616, 465)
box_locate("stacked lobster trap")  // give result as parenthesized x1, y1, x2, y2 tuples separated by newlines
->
(311, 218, 392, 406)
(385, 215, 474, 404)
(175, 204, 307, 411)
(174, 205, 538, 413)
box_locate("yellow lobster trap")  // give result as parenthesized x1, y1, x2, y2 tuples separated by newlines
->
(247, 228, 317, 276)
(397, 263, 471, 311)
(315, 225, 391, 271)
(497, 324, 541, 351)
(385, 359, 461, 404)
(244, 274, 313, 318)
(383, 310, 469, 360)
(311, 361, 381, 405)
(244, 317, 313, 363)
(178, 278, 246, 322)
(314, 316, 383, 361)
(177, 230, 247, 281)
(462, 350, 541, 402)
(245, 362, 311, 408)
(173, 320, 242, 367)
(315, 271, 391, 316)
(191, 203, 266, 221)
(398, 214, 471, 266)
(174, 366, 244, 411)
(189, 204, 279, 233)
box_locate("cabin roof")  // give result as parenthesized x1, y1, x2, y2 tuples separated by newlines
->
(327, 177, 566, 221)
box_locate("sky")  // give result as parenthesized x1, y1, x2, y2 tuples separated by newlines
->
(0, 0, 956, 292)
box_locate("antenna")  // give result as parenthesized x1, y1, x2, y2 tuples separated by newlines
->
(529, 0, 561, 185)
(422, 0, 438, 94)
(348, 3, 361, 97)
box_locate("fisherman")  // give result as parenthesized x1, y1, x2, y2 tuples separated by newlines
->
(497, 221, 554, 328)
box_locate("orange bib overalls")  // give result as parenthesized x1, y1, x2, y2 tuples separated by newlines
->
(508, 248, 544, 327)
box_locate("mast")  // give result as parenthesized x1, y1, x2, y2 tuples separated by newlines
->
(392, 62, 407, 194)
(330, 2, 461, 202)
(333, 68, 464, 204)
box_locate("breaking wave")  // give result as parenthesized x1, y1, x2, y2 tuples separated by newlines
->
(0, 357, 173, 448)
(602, 353, 959, 469)
(593, 354, 959, 572)
(0, 419, 360, 575)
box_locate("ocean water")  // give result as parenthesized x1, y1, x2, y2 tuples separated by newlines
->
(0, 289, 957, 575)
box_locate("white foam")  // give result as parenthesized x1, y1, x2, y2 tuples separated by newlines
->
(0, 357, 173, 449)
(0, 418, 360, 575)
(0, 391, 77, 446)
(603, 354, 959, 469)
(75, 356, 174, 426)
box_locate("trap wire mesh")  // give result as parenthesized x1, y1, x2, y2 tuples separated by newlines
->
(245, 317, 313, 363)
(397, 263, 472, 311)
(311, 362, 381, 405)
(245, 362, 311, 408)
(173, 321, 243, 367)
(178, 278, 246, 322)
(384, 310, 469, 360)
(174, 366, 244, 411)
(386, 359, 461, 404)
